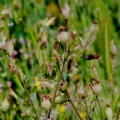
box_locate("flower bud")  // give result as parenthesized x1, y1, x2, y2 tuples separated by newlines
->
(71, 30, 77, 38)
(110, 40, 117, 55)
(41, 99, 51, 111)
(2, 98, 9, 112)
(54, 95, 62, 104)
(14, 2, 20, 10)
(92, 84, 102, 96)
(6, 40, 14, 56)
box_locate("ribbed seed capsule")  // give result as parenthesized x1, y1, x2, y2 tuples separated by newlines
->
(2, 98, 9, 112)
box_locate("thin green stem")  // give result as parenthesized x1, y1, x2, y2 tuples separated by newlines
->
(47, 61, 65, 118)
(17, 73, 39, 119)
(57, 63, 82, 120)
(96, 96, 103, 120)
(84, 101, 91, 120)
(116, 107, 120, 120)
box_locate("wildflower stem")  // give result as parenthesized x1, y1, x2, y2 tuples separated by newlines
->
(96, 96, 103, 120)
(66, 91, 82, 120)
(47, 61, 65, 118)
(57, 63, 82, 120)
(84, 101, 91, 120)
(17, 73, 39, 119)
(116, 107, 120, 120)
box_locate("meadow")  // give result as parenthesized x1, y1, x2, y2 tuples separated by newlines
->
(0, 0, 120, 120)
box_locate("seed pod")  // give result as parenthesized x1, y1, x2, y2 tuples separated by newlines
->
(6, 40, 14, 56)
(56, 31, 70, 44)
(41, 99, 51, 111)
(54, 96, 62, 104)
(110, 40, 117, 55)
(106, 102, 113, 120)
(2, 98, 9, 112)
(92, 84, 102, 96)
(61, 3, 70, 19)
(77, 83, 85, 99)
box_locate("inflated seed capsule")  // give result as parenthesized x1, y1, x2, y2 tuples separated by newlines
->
(2, 98, 9, 112)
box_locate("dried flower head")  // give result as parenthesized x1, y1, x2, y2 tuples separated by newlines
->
(8, 61, 17, 73)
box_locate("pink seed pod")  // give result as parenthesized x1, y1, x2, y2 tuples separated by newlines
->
(6, 40, 14, 56)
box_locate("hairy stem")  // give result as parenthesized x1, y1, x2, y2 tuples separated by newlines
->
(17, 73, 39, 119)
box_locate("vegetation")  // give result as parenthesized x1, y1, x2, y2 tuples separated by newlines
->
(0, 0, 120, 120)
